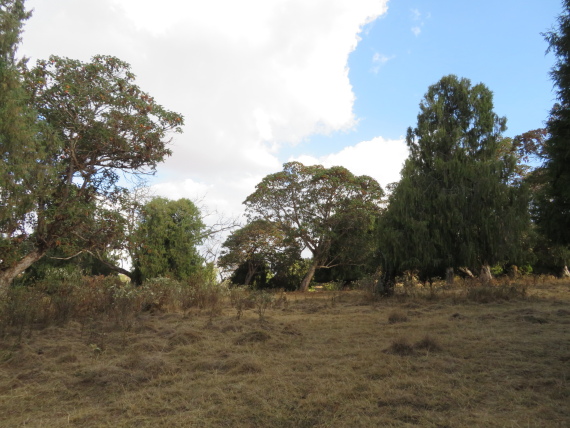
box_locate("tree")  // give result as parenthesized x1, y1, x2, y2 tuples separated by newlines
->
(219, 219, 300, 286)
(536, 1, 570, 250)
(132, 198, 205, 283)
(0, 11, 184, 293)
(379, 75, 530, 284)
(315, 210, 380, 284)
(0, 1, 50, 286)
(245, 162, 384, 291)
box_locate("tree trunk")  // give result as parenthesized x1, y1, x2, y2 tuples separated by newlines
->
(445, 267, 454, 286)
(299, 260, 318, 292)
(562, 265, 570, 278)
(84, 253, 135, 282)
(480, 264, 493, 284)
(458, 267, 475, 278)
(244, 262, 257, 286)
(0, 250, 45, 295)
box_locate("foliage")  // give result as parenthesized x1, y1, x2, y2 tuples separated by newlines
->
(132, 197, 205, 283)
(0, 14, 184, 292)
(379, 75, 530, 281)
(219, 219, 299, 286)
(268, 257, 310, 291)
(535, 1, 570, 248)
(315, 210, 380, 284)
(245, 162, 384, 291)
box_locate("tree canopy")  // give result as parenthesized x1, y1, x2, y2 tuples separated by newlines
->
(218, 219, 297, 286)
(536, 0, 570, 248)
(379, 75, 530, 282)
(132, 197, 205, 283)
(244, 161, 384, 291)
(0, 2, 184, 292)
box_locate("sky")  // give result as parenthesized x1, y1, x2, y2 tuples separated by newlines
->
(19, 0, 560, 223)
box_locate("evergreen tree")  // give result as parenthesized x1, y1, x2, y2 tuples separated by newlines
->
(537, 0, 570, 248)
(380, 75, 530, 283)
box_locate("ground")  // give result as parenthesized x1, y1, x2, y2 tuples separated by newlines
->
(1, 279, 569, 427)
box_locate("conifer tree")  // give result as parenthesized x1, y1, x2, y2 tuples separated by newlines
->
(537, 0, 570, 248)
(379, 75, 530, 283)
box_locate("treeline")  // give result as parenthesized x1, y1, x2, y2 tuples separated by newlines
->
(1, 1, 569, 295)
(219, 3, 570, 292)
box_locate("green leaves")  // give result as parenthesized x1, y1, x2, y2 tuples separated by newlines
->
(381, 75, 530, 278)
(536, 1, 570, 247)
(244, 161, 384, 290)
(1, 11, 185, 289)
(24, 55, 183, 175)
(132, 198, 205, 282)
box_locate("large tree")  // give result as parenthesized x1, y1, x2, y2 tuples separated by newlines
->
(0, 1, 49, 286)
(0, 4, 183, 292)
(244, 162, 384, 291)
(219, 219, 301, 286)
(536, 1, 570, 249)
(131, 198, 205, 283)
(379, 75, 530, 283)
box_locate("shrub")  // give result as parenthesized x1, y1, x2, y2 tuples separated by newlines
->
(388, 311, 408, 324)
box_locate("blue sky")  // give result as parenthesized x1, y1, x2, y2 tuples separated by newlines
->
(20, 0, 562, 223)
(290, 0, 559, 160)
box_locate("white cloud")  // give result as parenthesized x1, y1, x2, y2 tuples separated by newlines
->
(409, 8, 429, 37)
(290, 136, 409, 190)
(21, 0, 389, 217)
(371, 52, 395, 74)
(411, 8, 421, 21)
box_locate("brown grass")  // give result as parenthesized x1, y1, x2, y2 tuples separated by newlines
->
(0, 278, 569, 427)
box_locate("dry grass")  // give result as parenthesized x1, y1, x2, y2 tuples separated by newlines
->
(0, 278, 569, 427)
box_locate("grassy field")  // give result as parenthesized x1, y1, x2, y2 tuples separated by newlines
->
(1, 278, 569, 427)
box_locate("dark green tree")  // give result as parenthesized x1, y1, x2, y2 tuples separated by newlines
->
(0, 1, 57, 289)
(315, 205, 380, 285)
(132, 198, 205, 282)
(245, 162, 384, 291)
(0, 17, 183, 292)
(379, 75, 530, 284)
(218, 219, 298, 286)
(535, 1, 570, 272)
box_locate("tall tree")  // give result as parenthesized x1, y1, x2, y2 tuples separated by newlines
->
(0, 37, 183, 291)
(0, 1, 55, 288)
(379, 75, 530, 283)
(245, 162, 384, 291)
(537, 1, 570, 250)
(132, 198, 205, 283)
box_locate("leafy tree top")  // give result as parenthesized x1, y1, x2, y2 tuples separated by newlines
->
(244, 161, 384, 290)
(537, 0, 570, 246)
(381, 75, 529, 276)
(245, 161, 384, 255)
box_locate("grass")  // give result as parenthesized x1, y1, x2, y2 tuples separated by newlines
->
(0, 277, 569, 427)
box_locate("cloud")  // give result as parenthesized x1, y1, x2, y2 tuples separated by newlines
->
(371, 52, 395, 74)
(411, 8, 421, 21)
(409, 8, 428, 37)
(21, 0, 389, 217)
(290, 136, 409, 190)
